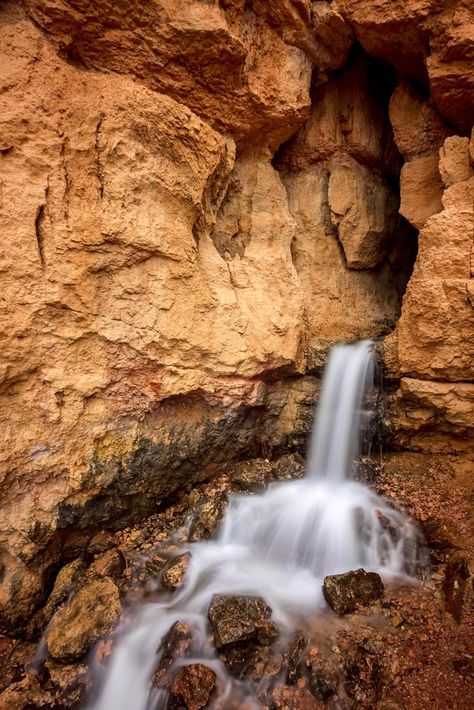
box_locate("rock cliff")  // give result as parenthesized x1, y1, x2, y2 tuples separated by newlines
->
(0, 0, 472, 631)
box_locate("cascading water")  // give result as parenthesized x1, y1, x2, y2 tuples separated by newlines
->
(87, 340, 424, 710)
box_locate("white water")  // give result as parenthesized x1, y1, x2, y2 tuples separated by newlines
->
(87, 340, 423, 710)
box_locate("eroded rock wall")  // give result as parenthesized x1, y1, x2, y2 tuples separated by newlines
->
(0, 0, 473, 630)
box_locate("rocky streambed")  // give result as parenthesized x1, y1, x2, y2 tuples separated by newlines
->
(0, 452, 472, 710)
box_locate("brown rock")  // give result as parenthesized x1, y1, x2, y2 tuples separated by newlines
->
(255, 619, 279, 646)
(286, 631, 307, 684)
(282, 167, 411, 349)
(161, 553, 191, 591)
(439, 137, 473, 188)
(426, 3, 474, 134)
(42, 559, 86, 622)
(389, 82, 453, 161)
(88, 548, 126, 581)
(0, 674, 57, 710)
(334, 0, 430, 83)
(308, 662, 338, 701)
(328, 157, 399, 269)
(87, 531, 117, 555)
(152, 621, 196, 688)
(399, 155, 444, 229)
(188, 495, 228, 543)
(21, 0, 312, 147)
(46, 578, 121, 662)
(322, 569, 384, 615)
(168, 663, 216, 710)
(270, 683, 324, 710)
(272, 452, 305, 481)
(231, 459, 273, 491)
(208, 594, 272, 648)
(442, 553, 472, 623)
(277, 57, 398, 171)
(392, 378, 474, 453)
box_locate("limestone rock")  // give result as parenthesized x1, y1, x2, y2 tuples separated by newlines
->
(392, 378, 474, 453)
(322, 569, 384, 615)
(168, 663, 216, 710)
(328, 157, 399, 269)
(439, 137, 473, 188)
(310, 2, 354, 69)
(46, 578, 121, 662)
(396, 162, 474, 392)
(335, 0, 474, 133)
(281, 167, 412, 348)
(426, 1, 474, 134)
(334, 0, 431, 83)
(277, 57, 398, 172)
(208, 594, 272, 648)
(389, 83, 453, 161)
(21, 0, 312, 147)
(399, 155, 444, 229)
(161, 553, 191, 591)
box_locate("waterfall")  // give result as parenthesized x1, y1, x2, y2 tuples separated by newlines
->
(87, 341, 423, 710)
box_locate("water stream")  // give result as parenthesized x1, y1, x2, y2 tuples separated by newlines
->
(87, 340, 423, 709)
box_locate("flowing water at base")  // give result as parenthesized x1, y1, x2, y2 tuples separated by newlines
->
(87, 341, 424, 710)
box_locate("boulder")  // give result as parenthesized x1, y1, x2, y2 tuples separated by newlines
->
(46, 578, 121, 662)
(399, 155, 444, 229)
(208, 594, 272, 648)
(231, 459, 273, 491)
(439, 137, 473, 188)
(389, 82, 452, 161)
(322, 569, 384, 616)
(152, 621, 197, 688)
(161, 553, 191, 591)
(188, 495, 228, 542)
(272, 452, 305, 481)
(168, 663, 216, 710)
(88, 548, 126, 581)
(328, 157, 399, 269)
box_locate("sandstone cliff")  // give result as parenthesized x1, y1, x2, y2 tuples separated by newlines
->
(0, 0, 472, 631)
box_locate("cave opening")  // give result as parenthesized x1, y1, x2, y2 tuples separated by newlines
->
(272, 45, 419, 353)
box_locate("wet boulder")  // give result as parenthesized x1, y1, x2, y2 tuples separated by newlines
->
(272, 453, 306, 481)
(231, 459, 273, 491)
(322, 569, 384, 616)
(208, 594, 272, 648)
(152, 621, 197, 688)
(188, 495, 227, 542)
(286, 631, 307, 684)
(161, 553, 191, 591)
(168, 663, 216, 710)
(46, 578, 121, 662)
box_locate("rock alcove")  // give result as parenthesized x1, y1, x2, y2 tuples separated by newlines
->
(0, 2, 473, 707)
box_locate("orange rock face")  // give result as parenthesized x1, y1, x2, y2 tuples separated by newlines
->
(0, 0, 472, 629)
